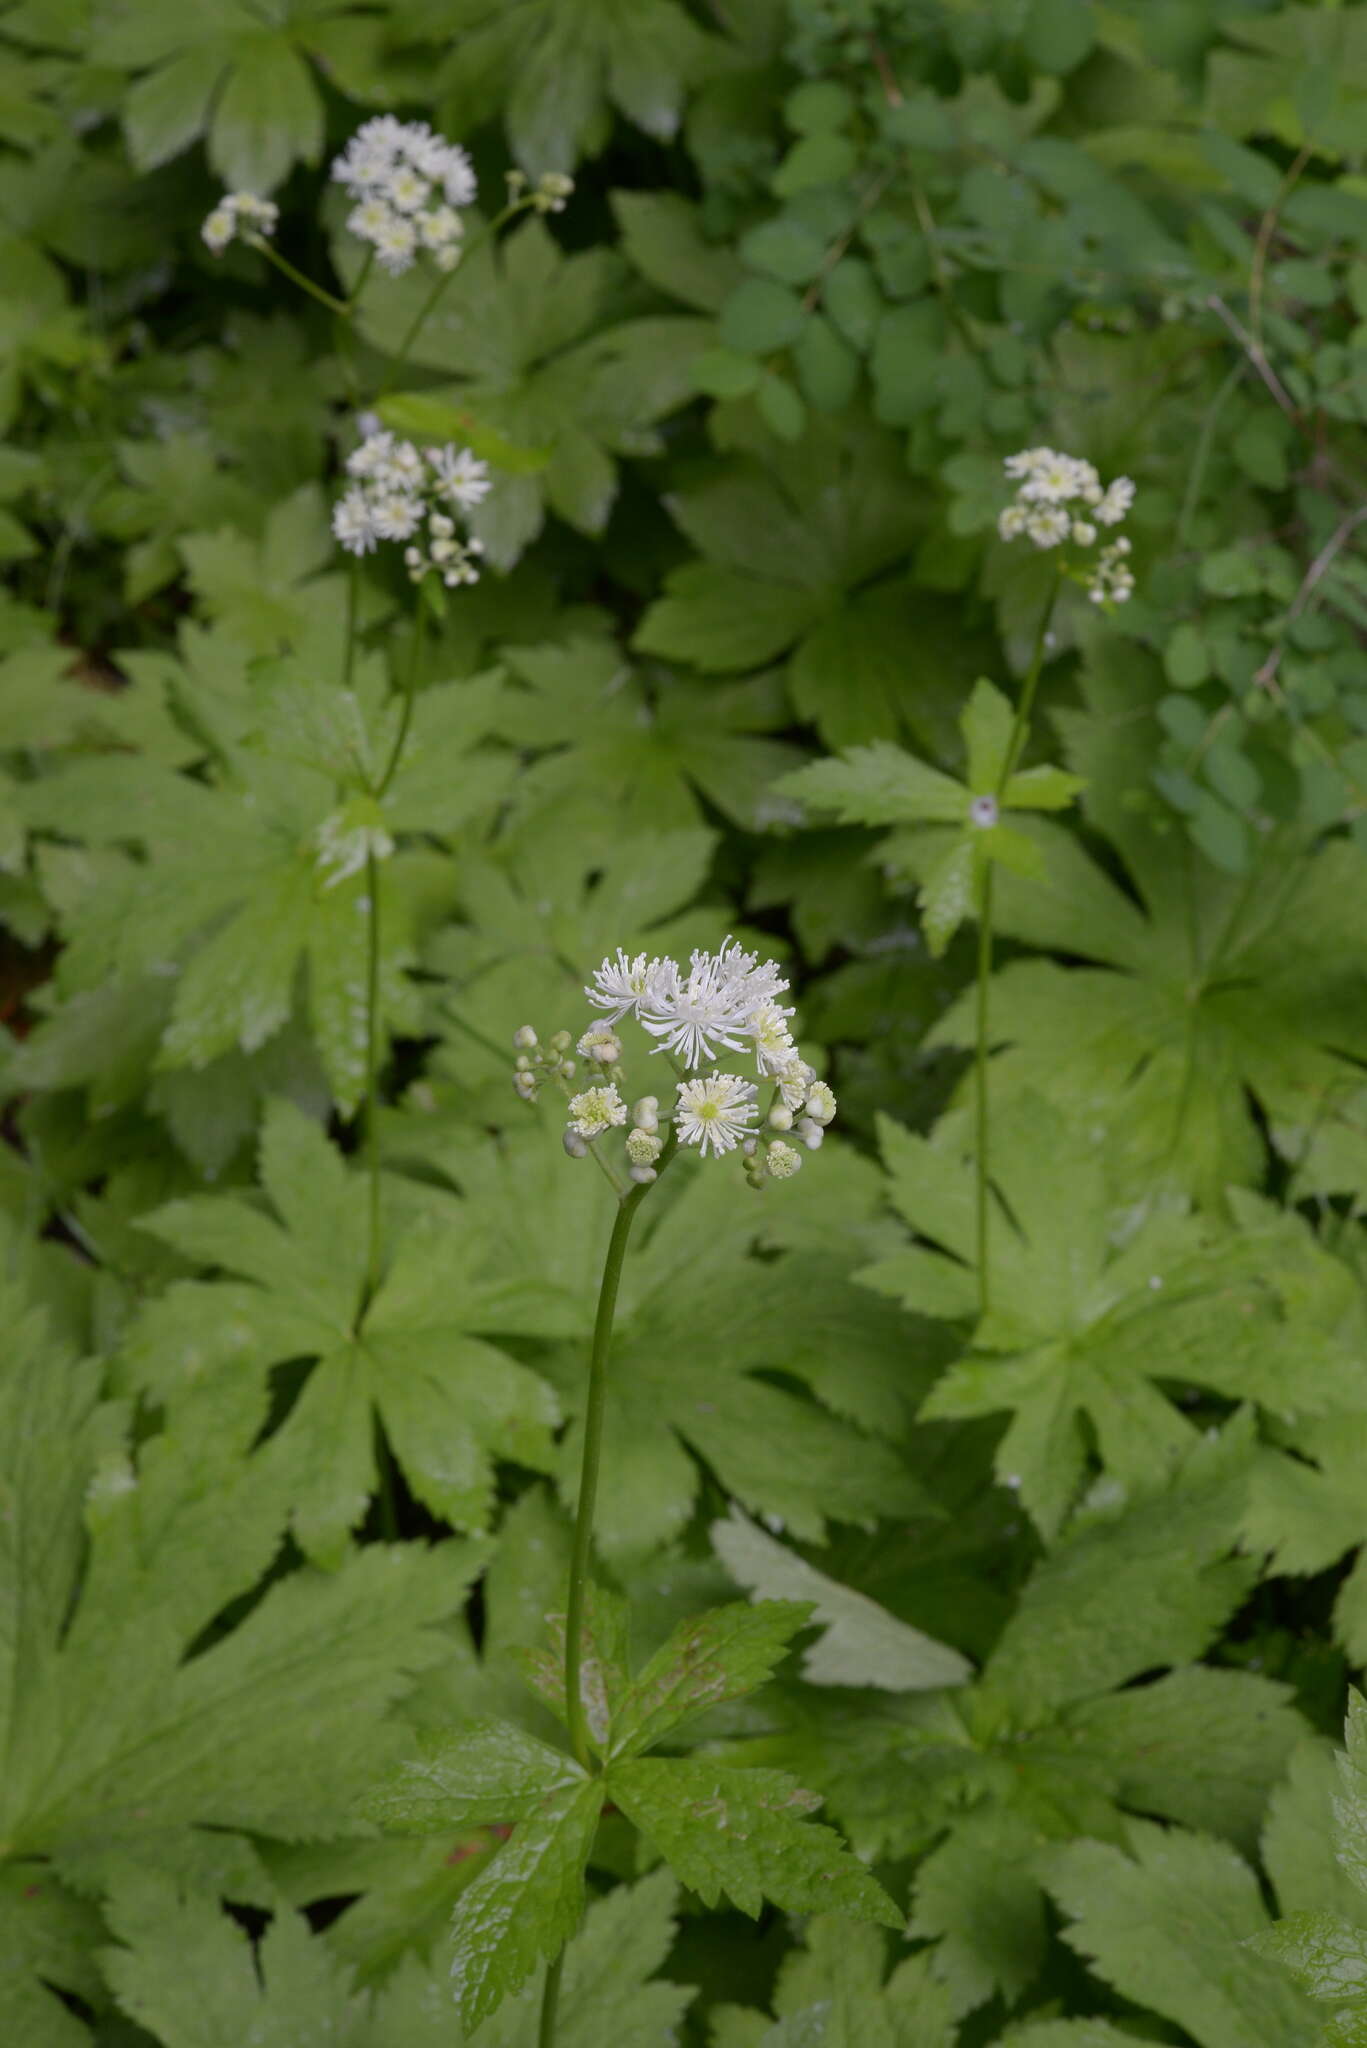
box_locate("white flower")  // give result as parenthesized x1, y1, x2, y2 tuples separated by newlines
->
(639, 937, 788, 1069)
(441, 145, 478, 208)
(766, 1140, 802, 1179)
(332, 486, 378, 556)
(674, 1072, 759, 1157)
(749, 1000, 796, 1076)
(968, 794, 998, 828)
(386, 165, 430, 213)
(566, 1084, 628, 1138)
(775, 1056, 814, 1112)
(585, 949, 664, 1022)
(577, 1024, 621, 1064)
(626, 1128, 662, 1166)
(373, 212, 418, 274)
(371, 490, 423, 541)
(428, 443, 491, 509)
(804, 1080, 836, 1125)
(201, 192, 277, 254)
(1095, 476, 1135, 525)
(418, 204, 463, 252)
(1025, 505, 1070, 549)
(1071, 519, 1096, 547)
(347, 196, 395, 244)
(997, 504, 1027, 541)
(1085, 537, 1135, 607)
(202, 205, 235, 254)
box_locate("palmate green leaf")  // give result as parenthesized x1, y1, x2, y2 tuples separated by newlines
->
(984, 1418, 1256, 1722)
(0, 1274, 463, 2003)
(16, 653, 509, 1114)
(361, 1719, 584, 1833)
(608, 1757, 900, 1927)
(134, 1100, 559, 1562)
(1043, 1821, 1322, 2048)
(1246, 1696, 1367, 2042)
(776, 679, 1083, 955)
(723, 1917, 956, 2048)
(539, 1156, 935, 1557)
(99, 1865, 691, 2048)
(712, 1507, 972, 1692)
(636, 419, 963, 749)
(0, 1860, 105, 2048)
(608, 1598, 813, 1759)
(927, 640, 1367, 1203)
(909, 1807, 1048, 2011)
(492, 635, 805, 834)
(345, 217, 710, 567)
(415, 0, 715, 170)
(92, 0, 387, 191)
(866, 1095, 1365, 1541)
(447, 1777, 604, 2030)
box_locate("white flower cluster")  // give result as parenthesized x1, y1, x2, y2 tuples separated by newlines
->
(997, 448, 1136, 604)
(586, 937, 794, 1073)
(201, 192, 279, 255)
(507, 940, 840, 1185)
(332, 429, 490, 586)
(331, 116, 476, 277)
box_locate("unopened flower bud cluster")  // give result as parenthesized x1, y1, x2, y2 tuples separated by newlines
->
(332, 116, 477, 276)
(510, 938, 837, 1190)
(505, 168, 576, 215)
(997, 447, 1136, 606)
(201, 192, 279, 255)
(332, 429, 490, 585)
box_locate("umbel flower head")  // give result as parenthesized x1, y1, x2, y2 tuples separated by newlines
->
(512, 939, 836, 1190)
(332, 116, 476, 276)
(997, 447, 1136, 606)
(332, 428, 490, 587)
(201, 192, 279, 255)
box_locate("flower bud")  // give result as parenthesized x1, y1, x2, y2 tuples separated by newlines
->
(549, 1029, 572, 1052)
(766, 1140, 802, 1179)
(628, 1163, 657, 1184)
(804, 1080, 836, 1126)
(626, 1128, 662, 1167)
(631, 1097, 659, 1132)
(741, 1137, 758, 1157)
(563, 1128, 589, 1158)
(796, 1117, 824, 1151)
(768, 1104, 793, 1131)
(514, 1070, 538, 1101)
(513, 1024, 538, 1050)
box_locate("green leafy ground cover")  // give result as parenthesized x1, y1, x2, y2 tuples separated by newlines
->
(4, 0, 1367, 2040)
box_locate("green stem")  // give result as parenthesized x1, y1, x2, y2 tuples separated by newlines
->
(251, 239, 350, 315)
(343, 554, 360, 691)
(563, 1128, 677, 1770)
(375, 604, 425, 797)
(376, 197, 532, 401)
(538, 1955, 564, 2048)
(973, 571, 1062, 1319)
(362, 843, 384, 1311)
(974, 867, 995, 1319)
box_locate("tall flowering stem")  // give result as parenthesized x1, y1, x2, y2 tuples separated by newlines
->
(563, 1125, 678, 1770)
(974, 570, 1062, 1318)
(516, 938, 835, 2048)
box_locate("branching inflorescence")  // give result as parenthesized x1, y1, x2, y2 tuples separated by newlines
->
(997, 446, 1136, 607)
(514, 939, 836, 1191)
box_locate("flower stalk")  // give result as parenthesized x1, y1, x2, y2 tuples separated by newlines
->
(973, 568, 1063, 1318)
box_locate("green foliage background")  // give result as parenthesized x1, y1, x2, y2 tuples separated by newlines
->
(4, 0, 1367, 2040)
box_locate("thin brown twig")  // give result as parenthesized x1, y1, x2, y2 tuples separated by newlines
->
(1253, 500, 1367, 695)
(1249, 141, 1312, 363)
(1206, 292, 1300, 420)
